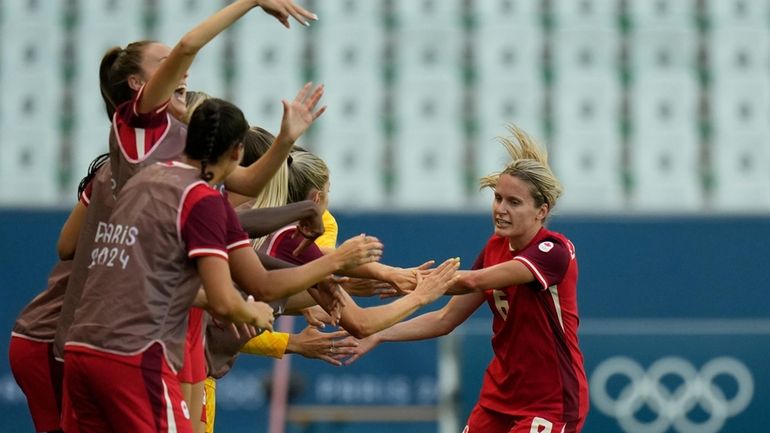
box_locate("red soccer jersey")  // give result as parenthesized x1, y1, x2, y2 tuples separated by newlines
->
(477, 227, 589, 422)
(180, 182, 251, 261)
(113, 84, 171, 163)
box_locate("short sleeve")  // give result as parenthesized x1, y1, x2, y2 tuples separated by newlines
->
(270, 228, 324, 265)
(222, 199, 250, 252)
(181, 186, 229, 260)
(314, 210, 338, 249)
(79, 181, 94, 207)
(471, 249, 485, 270)
(513, 237, 571, 290)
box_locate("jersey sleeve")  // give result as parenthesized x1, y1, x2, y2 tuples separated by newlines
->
(79, 181, 94, 207)
(270, 228, 324, 265)
(513, 237, 571, 290)
(471, 249, 485, 271)
(314, 210, 338, 249)
(239, 331, 290, 358)
(222, 199, 251, 252)
(181, 186, 231, 260)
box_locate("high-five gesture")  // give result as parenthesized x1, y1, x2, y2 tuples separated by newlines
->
(255, 0, 318, 28)
(278, 82, 327, 145)
(332, 234, 384, 271)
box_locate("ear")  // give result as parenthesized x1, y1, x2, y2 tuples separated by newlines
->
(230, 145, 243, 162)
(536, 203, 549, 221)
(309, 189, 321, 204)
(127, 74, 144, 91)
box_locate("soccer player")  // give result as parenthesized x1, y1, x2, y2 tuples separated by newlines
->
(9, 154, 108, 433)
(345, 126, 590, 433)
(53, 0, 323, 361)
(61, 98, 380, 433)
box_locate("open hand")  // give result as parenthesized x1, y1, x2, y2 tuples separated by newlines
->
(413, 258, 461, 305)
(256, 0, 317, 28)
(278, 82, 326, 145)
(289, 326, 358, 366)
(334, 234, 383, 270)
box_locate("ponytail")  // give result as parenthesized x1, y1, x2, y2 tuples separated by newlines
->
(98, 40, 155, 120)
(77, 153, 110, 200)
(98, 47, 122, 120)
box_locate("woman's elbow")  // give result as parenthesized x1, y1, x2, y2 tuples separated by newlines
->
(208, 296, 240, 320)
(340, 320, 370, 339)
(176, 35, 201, 56)
(57, 240, 75, 260)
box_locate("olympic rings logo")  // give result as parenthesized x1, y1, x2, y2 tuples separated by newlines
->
(590, 356, 753, 433)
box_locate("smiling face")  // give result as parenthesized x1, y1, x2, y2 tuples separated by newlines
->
(492, 173, 548, 249)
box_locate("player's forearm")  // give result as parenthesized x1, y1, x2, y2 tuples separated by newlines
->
(338, 293, 428, 339)
(282, 291, 317, 313)
(140, 0, 258, 113)
(238, 201, 318, 238)
(373, 309, 450, 344)
(337, 261, 391, 280)
(178, 0, 258, 55)
(225, 133, 293, 197)
(256, 251, 295, 270)
(57, 201, 87, 259)
(256, 254, 342, 301)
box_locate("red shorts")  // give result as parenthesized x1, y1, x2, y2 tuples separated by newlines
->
(8, 335, 63, 432)
(464, 403, 584, 433)
(178, 308, 206, 384)
(62, 343, 192, 433)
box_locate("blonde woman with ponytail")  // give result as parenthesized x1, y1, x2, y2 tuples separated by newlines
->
(346, 125, 590, 433)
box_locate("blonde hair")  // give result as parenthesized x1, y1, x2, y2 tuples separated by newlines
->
(480, 124, 563, 211)
(242, 127, 290, 250)
(287, 151, 329, 205)
(183, 90, 211, 124)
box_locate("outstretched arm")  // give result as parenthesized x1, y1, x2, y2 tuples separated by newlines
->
(228, 234, 383, 302)
(455, 261, 535, 292)
(237, 200, 322, 239)
(197, 256, 275, 330)
(308, 258, 461, 339)
(344, 291, 486, 365)
(57, 201, 87, 259)
(139, 0, 314, 113)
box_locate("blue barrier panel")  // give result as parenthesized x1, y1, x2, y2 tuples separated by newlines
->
(1, 210, 769, 432)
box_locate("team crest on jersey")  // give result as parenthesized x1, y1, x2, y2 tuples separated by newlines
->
(181, 400, 190, 419)
(538, 241, 554, 253)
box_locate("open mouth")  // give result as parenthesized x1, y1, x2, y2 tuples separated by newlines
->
(495, 218, 511, 227)
(173, 84, 187, 105)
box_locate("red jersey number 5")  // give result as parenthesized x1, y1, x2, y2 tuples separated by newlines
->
(492, 289, 508, 320)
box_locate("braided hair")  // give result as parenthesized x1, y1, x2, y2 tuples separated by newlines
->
(185, 98, 249, 181)
(77, 153, 110, 200)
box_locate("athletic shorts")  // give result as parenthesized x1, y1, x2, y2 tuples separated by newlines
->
(62, 343, 192, 433)
(8, 335, 64, 432)
(178, 307, 207, 384)
(464, 403, 584, 433)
